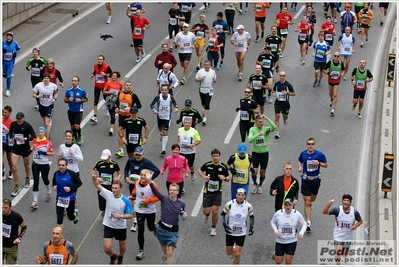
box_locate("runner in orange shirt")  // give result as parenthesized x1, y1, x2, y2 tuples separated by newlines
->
(253, 2, 270, 43)
(103, 71, 123, 136)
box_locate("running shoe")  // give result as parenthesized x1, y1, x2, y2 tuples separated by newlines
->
(25, 177, 30, 188)
(257, 186, 263, 194)
(110, 253, 118, 264)
(261, 32, 264, 39)
(317, 80, 321, 86)
(168, 47, 173, 53)
(2, 173, 6, 181)
(365, 37, 368, 42)
(31, 201, 38, 209)
(107, 17, 111, 24)
(306, 222, 312, 232)
(131, 222, 138, 232)
(180, 77, 186, 85)
(115, 149, 124, 157)
(279, 53, 283, 58)
(136, 251, 145, 260)
(76, 136, 83, 146)
(202, 117, 207, 125)
(330, 99, 333, 107)
(117, 256, 123, 265)
(302, 60, 305, 66)
(131, 42, 134, 47)
(255, 36, 261, 43)
(160, 150, 166, 155)
(229, 252, 234, 259)
(238, 74, 242, 81)
(35, 104, 39, 111)
(360, 43, 364, 47)
(8, 172, 13, 179)
(73, 209, 79, 224)
(357, 28, 362, 33)
(352, 103, 357, 110)
(250, 184, 258, 194)
(380, 21, 383, 26)
(219, 61, 224, 67)
(203, 215, 209, 224)
(5, 90, 10, 97)
(268, 96, 273, 103)
(162, 252, 168, 261)
(331, 108, 335, 116)
(210, 227, 217, 236)
(313, 79, 317, 87)
(46, 193, 51, 202)
(182, 188, 185, 194)
(272, 251, 276, 261)
(244, 7, 248, 12)
(275, 131, 280, 139)
(333, 17, 337, 23)
(135, 57, 141, 63)
(358, 113, 362, 119)
(238, 9, 243, 14)
(190, 172, 196, 181)
(109, 128, 114, 136)
(11, 186, 21, 197)
(141, 49, 146, 57)
(196, 65, 200, 71)
(283, 120, 288, 126)
(343, 76, 347, 81)
(90, 115, 98, 123)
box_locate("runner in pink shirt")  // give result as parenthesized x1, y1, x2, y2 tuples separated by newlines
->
(160, 144, 190, 198)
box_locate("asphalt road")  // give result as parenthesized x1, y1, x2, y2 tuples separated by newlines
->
(2, 2, 390, 265)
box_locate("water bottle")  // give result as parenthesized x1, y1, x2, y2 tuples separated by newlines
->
(180, 208, 186, 222)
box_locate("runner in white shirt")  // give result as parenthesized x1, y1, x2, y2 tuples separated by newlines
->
(174, 23, 198, 85)
(270, 198, 307, 264)
(336, 26, 356, 81)
(31, 74, 58, 138)
(230, 24, 251, 81)
(194, 60, 217, 125)
(156, 63, 179, 95)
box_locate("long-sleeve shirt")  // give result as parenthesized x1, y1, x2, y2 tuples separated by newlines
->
(124, 157, 160, 180)
(271, 209, 307, 244)
(161, 155, 190, 183)
(154, 52, 177, 72)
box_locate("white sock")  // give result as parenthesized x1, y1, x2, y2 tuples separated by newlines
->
(45, 184, 51, 193)
(162, 136, 168, 150)
(33, 191, 39, 202)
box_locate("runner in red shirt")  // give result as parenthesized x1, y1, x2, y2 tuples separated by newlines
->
(126, 6, 151, 63)
(294, 15, 311, 65)
(273, 6, 294, 58)
(103, 71, 123, 136)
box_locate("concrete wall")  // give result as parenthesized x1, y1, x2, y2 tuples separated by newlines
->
(2, 2, 55, 34)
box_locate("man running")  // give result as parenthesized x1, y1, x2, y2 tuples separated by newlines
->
(323, 52, 345, 116)
(350, 59, 373, 119)
(2, 32, 20, 97)
(126, 7, 151, 63)
(336, 26, 356, 81)
(174, 23, 197, 85)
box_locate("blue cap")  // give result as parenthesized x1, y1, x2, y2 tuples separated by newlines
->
(38, 126, 46, 133)
(284, 198, 293, 204)
(134, 146, 144, 155)
(238, 143, 247, 153)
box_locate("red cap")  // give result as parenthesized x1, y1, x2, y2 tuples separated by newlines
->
(345, 3, 351, 8)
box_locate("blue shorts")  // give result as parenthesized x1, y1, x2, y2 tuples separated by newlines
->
(2, 143, 12, 152)
(231, 183, 249, 200)
(339, 54, 352, 58)
(156, 224, 179, 248)
(39, 104, 54, 118)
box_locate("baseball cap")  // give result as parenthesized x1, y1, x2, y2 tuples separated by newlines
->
(217, 12, 223, 17)
(16, 112, 24, 119)
(236, 24, 244, 30)
(100, 149, 112, 160)
(183, 23, 189, 28)
(345, 3, 351, 8)
(185, 99, 192, 106)
(130, 106, 139, 113)
(238, 143, 247, 154)
(264, 45, 271, 50)
(284, 198, 293, 204)
(6, 32, 13, 37)
(134, 146, 144, 155)
(237, 188, 246, 195)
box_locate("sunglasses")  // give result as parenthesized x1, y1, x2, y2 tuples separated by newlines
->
(244, 91, 251, 93)
(307, 143, 315, 146)
(334, 55, 340, 57)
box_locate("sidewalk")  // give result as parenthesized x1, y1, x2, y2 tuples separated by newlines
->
(8, 2, 96, 53)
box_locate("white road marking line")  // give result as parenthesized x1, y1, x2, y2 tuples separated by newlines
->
(124, 54, 152, 78)
(294, 5, 306, 20)
(190, 189, 203, 217)
(224, 112, 240, 144)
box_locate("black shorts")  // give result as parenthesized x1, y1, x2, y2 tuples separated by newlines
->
(298, 36, 309, 44)
(262, 70, 273, 79)
(253, 94, 265, 107)
(379, 3, 389, 9)
(277, 28, 288, 39)
(314, 61, 327, 70)
(157, 118, 170, 131)
(126, 144, 140, 154)
(168, 24, 180, 39)
(252, 151, 269, 170)
(93, 87, 105, 106)
(118, 114, 130, 127)
(220, 39, 226, 55)
(67, 110, 83, 125)
(325, 38, 334, 46)
(255, 17, 266, 23)
(12, 147, 31, 158)
(103, 225, 127, 241)
(360, 23, 370, 29)
(274, 101, 290, 114)
(133, 39, 143, 47)
(300, 179, 321, 196)
(181, 11, 191, 24)
(275, 241, 297, 256)
(202, 191, 222, 207)
(2, 144, 12, 153)
(353, 89, 366, 99)
(178, 53, 192, 62)
(226, 234, 246, 247)
(39, 104, 54, 118)
(180, 153, 195, 167)
(199, 92, 212, 109)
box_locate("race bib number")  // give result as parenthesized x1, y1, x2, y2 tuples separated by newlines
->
(170, 18, 177, 25)
(57, 196, 70, 208)
(344, 45, 351, 52)
(356, 80, 365, 88)
(128, 133, 139, 144)
(49, 254, 64, 265)
(262, 59, 271, 68)
(4, 52, 12, 61)
(237, 42, 245, 48)
(33, 150, 43, 159)
(207, 180, 219, 192)
(240, 111, 249, 120)
(281, 224, 294, 235)
(255, 136, 265, 146)
(67, 157, 74, 165)
(299, 33, 307, 41)
(42, 92, 51, 99)
(306, 160, 318, 172)
(331, 71, 340, 80)
(232, 225, 243, 233)
(256, 5, 262, 11)
(2, 132, 7, 143)
(119, 102, 128, 110)
(2, 224, 11, 238)
(316, 49, 325, 58)
(252, 80, 261, 89)
(270, 43, 278, 52)
(208, 39, 215, 46)
(130, 174, 140, 181)
(196, 31, 204, 38)
(139, 201, 150, 209)
(32, 68, 40, 77)
(235, 169, 246, 181)
(14, 133, 24, 145)
(134, 27, 142, 35)
(340, 221, 352, 230)
(325, 34, 333, 41)
(277, 91, 286, 101)
(280, 28, 288, 35)
(184, 42, 190, 47)
(101, 173, 112, 183)
(95, 74, 104, 83)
